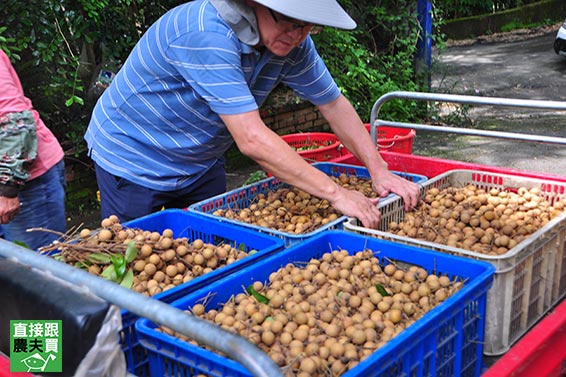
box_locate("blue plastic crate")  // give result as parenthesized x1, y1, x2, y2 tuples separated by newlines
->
(188, 163, 427, 247)
(136, 230, 495, 377)
(114, 210, 285, 376)
(187, 176, 344, 247)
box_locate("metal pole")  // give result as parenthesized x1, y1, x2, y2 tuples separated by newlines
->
(368, 91, 566, 145)
(375, 119, 566, 145)
(0, 239, 283, 377)
(416, 0, 433, 90)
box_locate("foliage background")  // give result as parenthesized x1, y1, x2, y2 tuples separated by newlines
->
(0, 0, 538, 152)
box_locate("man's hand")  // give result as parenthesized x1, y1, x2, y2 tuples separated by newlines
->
(329, 186, 382, 229)
(0, 196, 21, 224)
(372, 171, 421, 211)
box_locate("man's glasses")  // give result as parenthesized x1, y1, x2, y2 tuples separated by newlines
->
(268, 8, 323, 35)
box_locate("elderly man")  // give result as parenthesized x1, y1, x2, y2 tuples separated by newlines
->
(85, 0, 420, 227)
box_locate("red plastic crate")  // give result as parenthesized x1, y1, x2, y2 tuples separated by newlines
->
(365, 124, 416, 154)
(338, 124, 416, 155)
(281, 132, 342, 162)
(332, 150, 566, 183)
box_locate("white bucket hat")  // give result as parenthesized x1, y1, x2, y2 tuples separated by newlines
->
(253, 0, 356, 30)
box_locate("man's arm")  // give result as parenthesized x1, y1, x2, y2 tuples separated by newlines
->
(220, 110, 383, 229)
(318, 94, 420, 210)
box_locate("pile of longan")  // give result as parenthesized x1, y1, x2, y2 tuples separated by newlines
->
(212, 174, 377, 235)
(60, 215, 250, 296)
(388, 185, 566, 255)
(158, 249, 463, 376)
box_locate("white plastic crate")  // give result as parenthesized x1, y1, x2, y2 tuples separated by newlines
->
(343, 169, 566, 356)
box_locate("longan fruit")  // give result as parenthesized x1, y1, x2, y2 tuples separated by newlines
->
(161, 249, 176, 262)
(101, 218, 113, 228)
(97, 229, 113, 242)
(192, 239, 204, 250)
(176, 245, 189, 257)
(134, 260, 147, 272)
(377, 301, 391, 313)
(270, 294, 284, 309)
(148, 254, 161, 265)
(149, 231, 161, 242)
(299, 357, 317, 373)
(165, 265, 178, 277)
(80, 228, 91, 238)
(153, 270, 165, 283)
(140, 244, 153, 257)
(159, 237, 173, 250)
(261, 330, 275, 346)
(191, 304, 205, 316)
(148, 285, 162, 296)
(143, 263, 157, 276)
(388, 309, 402, 324)
(384, 264, 396, 276)
(88, 264, 101, 275)
(193, 254, 205, 266)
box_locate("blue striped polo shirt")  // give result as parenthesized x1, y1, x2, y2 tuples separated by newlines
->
(85, 0, 341, 191)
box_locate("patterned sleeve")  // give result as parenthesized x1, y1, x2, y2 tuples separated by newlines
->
(0, 110, 38, 197)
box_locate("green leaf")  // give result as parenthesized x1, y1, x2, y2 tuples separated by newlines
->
(53, 254, 65, 261)
(13, 240, 31, 249)
(87, 253, 112, 264)
(248, 249, 258, 255)
(238, 243, 246, 251)
(119, 269, 134, 289)
(101, 265, 118, 282)
(111, 254, 126, 279)
(376, 283, 391, 297)
(247, 285, 269, 304)
(65, 95, 84, 107)
(125, 242, 138, 263)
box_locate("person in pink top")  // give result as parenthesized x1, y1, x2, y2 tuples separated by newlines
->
(0, 50, 66, 250)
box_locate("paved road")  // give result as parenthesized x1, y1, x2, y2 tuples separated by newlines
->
(420, 31, 566, 176)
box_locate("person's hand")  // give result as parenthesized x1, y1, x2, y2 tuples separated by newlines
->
(329, 186, 382, 229)
(0, 196, 21, 224)
(372, 171, 421, 211)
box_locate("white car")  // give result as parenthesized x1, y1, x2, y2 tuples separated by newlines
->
(554, 19, 566, 56)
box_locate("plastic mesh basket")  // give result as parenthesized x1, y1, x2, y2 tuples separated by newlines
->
(281, 132, 342, 162)
(189, 162, 428, 247)
(136, 230, 495, 377)
(371, 125, 416, 154)
(344, 169, 566, 355)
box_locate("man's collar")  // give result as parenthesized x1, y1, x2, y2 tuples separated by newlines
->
(209, 0, 260, 45)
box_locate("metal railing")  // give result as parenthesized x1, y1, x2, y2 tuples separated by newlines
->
(0, 239, 282, 377)
(369, 91, 566, 146)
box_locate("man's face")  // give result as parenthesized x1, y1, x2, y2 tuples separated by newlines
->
(253, 4, 319, 56)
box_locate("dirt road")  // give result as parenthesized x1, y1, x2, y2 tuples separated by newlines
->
(422, 30, 566, 176)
